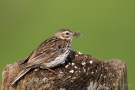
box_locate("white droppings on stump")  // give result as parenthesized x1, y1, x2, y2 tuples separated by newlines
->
(69, 70, 74, 73)
(65, 65, 69, 68)
(74, 66, 77, 69)
(89, 60, 93, 64)
(78, 51, 82, 54)
(91, 71, 94, 74)
(71, 63, 75, 66)
(82, 62, 86, 66)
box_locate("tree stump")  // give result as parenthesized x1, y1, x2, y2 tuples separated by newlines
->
(1, 50, 128, 90)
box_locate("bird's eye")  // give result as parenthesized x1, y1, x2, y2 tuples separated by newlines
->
(66, 32, 69, 35)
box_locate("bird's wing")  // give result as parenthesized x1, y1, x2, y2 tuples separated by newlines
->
(25, 37, 68, 68)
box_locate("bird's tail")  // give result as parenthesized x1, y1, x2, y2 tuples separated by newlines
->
(11, 68, 31, 85)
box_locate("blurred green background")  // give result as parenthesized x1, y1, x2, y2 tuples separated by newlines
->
(0, 0, 135, 89)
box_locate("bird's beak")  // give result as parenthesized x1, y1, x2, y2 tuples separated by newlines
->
(73, 32, 82, 37)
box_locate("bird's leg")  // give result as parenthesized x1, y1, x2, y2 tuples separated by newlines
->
(40, 64, 58, 74)
(46, 67, 59, 74)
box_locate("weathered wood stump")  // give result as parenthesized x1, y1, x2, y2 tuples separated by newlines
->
(2, 50, 128, 90)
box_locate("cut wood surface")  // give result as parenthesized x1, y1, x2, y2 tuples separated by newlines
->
(1, 50, 128, 90)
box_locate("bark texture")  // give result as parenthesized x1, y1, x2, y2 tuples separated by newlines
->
(2, 50, 128, 90)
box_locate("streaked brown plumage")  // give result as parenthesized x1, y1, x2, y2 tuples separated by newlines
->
(11, 28, 81, 85)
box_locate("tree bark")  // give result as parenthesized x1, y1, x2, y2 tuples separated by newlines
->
(1, 50, 128, 90)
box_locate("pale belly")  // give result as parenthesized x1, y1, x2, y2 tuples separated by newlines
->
(45, 49, 70, 68)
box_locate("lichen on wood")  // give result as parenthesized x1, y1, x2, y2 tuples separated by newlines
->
(1, 50, 128, 90)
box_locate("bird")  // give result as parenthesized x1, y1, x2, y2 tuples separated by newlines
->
(11, 28, 81, 85)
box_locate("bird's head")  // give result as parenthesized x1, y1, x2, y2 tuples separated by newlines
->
(54, 29, 81, 40)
